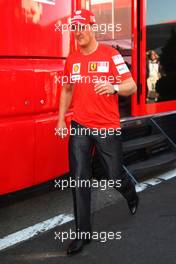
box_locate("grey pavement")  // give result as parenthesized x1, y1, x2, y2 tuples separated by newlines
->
(0, 177, 176, 264)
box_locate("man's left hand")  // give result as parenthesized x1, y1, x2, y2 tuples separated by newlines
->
(94, 81, 115, 96)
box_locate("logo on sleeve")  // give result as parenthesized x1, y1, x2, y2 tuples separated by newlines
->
(112, 54, 124, 65)
(88, 61, 109, 72)
(116, 64, 129, 75)
(72, 63, 81, 74)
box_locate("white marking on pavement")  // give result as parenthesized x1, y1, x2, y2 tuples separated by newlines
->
(135, 183, 148, 192)
(157, 168, 176, 180)
(141, 178, 162, 187)
(0, 168, 176, 252)
(0, 214, 73, 251)
(136, 168, 176, 192)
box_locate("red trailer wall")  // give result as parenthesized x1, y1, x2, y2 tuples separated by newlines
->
(0, 0, 73, 195)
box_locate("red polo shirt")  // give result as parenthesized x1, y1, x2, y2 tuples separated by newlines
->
(63, 44, 132, 129)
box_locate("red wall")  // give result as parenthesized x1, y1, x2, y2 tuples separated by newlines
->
(0, 0, 74, 195)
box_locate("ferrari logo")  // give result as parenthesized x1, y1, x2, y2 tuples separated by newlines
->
(88, 61, 109, 73)
(89, 63, 97, 72)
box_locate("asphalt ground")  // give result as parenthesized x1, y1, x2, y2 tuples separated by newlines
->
(0, 176, 176, 264)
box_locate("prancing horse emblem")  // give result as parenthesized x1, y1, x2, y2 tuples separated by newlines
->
(89, 63, 97, 71)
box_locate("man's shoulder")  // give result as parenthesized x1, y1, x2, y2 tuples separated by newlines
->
(66, 50, 80, 62)
(99, 43, 120, 56)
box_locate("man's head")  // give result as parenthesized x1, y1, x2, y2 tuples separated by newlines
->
(70, 9, 96, 47)
(149, 50, 159, 61)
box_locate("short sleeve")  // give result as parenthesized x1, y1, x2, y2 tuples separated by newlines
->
(110, 49, 132, 83)
(63, 57, 71, 84)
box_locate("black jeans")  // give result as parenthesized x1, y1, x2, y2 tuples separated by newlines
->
(69, 120, 136, 235)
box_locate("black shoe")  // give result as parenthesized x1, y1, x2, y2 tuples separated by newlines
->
(127, 195, 139, 215)
(67, 238, 91, 255)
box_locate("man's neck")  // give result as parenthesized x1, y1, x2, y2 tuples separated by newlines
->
(80, 40, 98, 55)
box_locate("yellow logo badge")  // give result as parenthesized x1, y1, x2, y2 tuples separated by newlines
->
(74, 65, 79, 72)
(72, 63, 81, 74)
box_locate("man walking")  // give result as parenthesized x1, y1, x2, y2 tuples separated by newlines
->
(56, 9, 139, 255)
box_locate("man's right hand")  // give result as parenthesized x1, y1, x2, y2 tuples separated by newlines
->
(55, 120, 68, 139)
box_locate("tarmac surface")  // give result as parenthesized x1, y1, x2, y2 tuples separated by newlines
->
(0, 176, 176, 264)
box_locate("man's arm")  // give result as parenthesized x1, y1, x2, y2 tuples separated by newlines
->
(94, 77, 137, 97)
(56, 83, 74, 138)
(117, 77, 137, 96)
(58, 83, 74, 122)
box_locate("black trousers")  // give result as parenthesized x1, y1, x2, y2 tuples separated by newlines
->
(69, 120, 136, 235)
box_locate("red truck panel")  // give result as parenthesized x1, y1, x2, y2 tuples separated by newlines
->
(0, 59, 35, 117)
(0, 118, 35, 195)
(0, 58, 69, 195)
(34, 113, 72, 185)
(0, 0, 71, 57)
(32, 59, 64, 113)
(0, 59, 64, 117)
